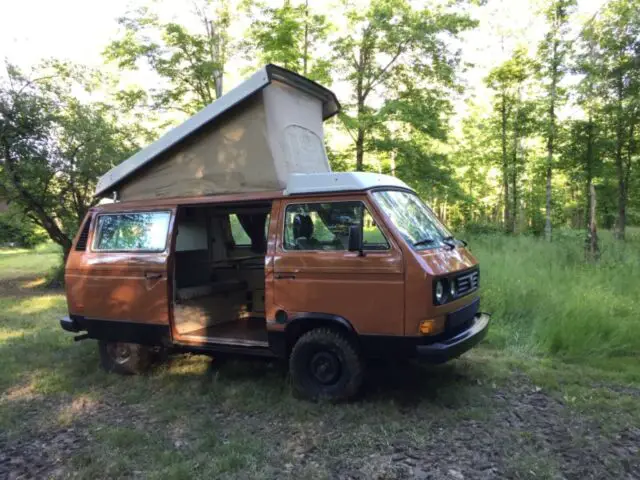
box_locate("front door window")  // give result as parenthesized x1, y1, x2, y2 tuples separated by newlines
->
(283, 201, 389, 251)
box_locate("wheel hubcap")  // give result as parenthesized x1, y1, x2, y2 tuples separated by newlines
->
(309, 351, 341, 385)
(108, 343, 132, 365)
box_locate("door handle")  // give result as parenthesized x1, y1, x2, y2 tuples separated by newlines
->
(145, 272, 163, 280)
(275, 273, 296, 280)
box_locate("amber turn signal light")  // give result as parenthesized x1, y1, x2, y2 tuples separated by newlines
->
(419, 319, 435, 335)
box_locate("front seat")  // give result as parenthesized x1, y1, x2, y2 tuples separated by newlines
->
(292, 214, 316, 249)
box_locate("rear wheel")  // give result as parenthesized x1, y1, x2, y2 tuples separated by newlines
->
(99, 341, 152, 375)
(289, 328, 363, 401)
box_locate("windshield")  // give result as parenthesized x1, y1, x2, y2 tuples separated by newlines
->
(372, 190, 452, 250)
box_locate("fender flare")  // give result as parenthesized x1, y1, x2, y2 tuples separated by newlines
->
(268, 311, 357, 358)
(285, 312, 356, 334)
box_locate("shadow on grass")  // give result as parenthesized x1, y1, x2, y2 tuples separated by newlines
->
(0, 274, 63, 299)
(1, 321, 493, 411)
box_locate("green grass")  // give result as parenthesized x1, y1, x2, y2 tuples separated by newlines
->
(0, 242, 61, 280)
(468, 228, 640, 358)
(1, 235, 639, 478)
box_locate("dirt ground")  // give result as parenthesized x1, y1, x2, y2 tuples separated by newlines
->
(2, 356, 640, 479)
(1, 273, 639, 479)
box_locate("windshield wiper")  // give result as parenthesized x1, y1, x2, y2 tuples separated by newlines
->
(413, 237, 435, 247)
(442, 235, 468, 249)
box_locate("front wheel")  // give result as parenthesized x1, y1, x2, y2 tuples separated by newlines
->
(289, 328, 363, 401)
(99, 341, 152, 375)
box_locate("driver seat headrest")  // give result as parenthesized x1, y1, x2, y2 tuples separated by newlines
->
(293, 214, 314, 239)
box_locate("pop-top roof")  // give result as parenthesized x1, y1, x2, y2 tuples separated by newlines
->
(284, 172, 413, 195)
(95, 64, 340, 198)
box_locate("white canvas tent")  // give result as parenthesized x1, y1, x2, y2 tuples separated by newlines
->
(95, 65, 340, 201)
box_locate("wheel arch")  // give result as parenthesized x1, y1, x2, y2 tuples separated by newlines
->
(280, 312, 358, 357)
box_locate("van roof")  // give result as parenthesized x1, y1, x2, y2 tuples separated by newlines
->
(91, 173, 413, 212)
(284, 172, 412, 195)
(94, 64, 340, 199)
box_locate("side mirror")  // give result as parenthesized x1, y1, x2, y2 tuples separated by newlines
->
(348, 225, 364, 256)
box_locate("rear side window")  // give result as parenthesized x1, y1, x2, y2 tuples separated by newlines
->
(283, 201, 389, 251)
(93, 212, 171, 252)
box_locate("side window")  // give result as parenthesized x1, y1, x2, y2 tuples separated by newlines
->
(283, 202, 389, 251)
(93, 212, 171, 252)
(229, 214, 251, 246)
(229, 213, 271, 248)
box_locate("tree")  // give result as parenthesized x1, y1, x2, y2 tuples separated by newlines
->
(486, 48, 535, 233)
(537, 0, 575, 241)
(0, 62, 139, 261)
(587, 0, 640, 240)
(244, 0, 332, 83)
(332, 0, 475, 172)
(104, 0, 232, 115)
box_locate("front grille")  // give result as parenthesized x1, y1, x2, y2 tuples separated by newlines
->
(455, 268, 479, 297)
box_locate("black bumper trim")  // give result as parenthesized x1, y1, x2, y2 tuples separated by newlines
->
(60, 316, 80, 333)
(59, 315, 170, 346)
(416, 312, 490, 363)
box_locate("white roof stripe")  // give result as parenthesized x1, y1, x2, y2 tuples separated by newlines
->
(284, 172, 413, 195)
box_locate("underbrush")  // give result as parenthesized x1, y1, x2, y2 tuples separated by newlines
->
(467, 228, 640, 358)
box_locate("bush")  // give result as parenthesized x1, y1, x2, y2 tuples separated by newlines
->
(458, 221, 504, 236)
(0, 211, 48, 248)
(468, 230, 640, 358)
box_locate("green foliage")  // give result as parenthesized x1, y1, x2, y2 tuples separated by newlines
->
(0, 62, 140, 256)
(470, 229, 640, 357)
(104, 1, 231, 114)
(332, 0, 476, 184)
(244, 0, 331, 83)
(0, 208, 47, 248)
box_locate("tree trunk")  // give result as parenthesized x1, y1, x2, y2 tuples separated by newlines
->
(586, 184, 599, 262)
(303, 0, 309, 76)
(584, 117, 594, 229)
(545, 55, 557, 241)
(355, 126, 365, 171)
(510, 102, 520, 234)
(389, 150, 396, 176)
(614, 69, 625, 240)
(355, 58, 366, 171)
(501, 92, 510, 232)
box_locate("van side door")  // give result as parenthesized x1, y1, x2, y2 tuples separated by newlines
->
(65, 209, 175, 344)
(271, 196, 404, 335)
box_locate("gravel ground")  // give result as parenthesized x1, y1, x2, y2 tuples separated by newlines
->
(2, 359, 639, 480)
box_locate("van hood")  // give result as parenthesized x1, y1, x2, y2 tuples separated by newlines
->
(416, 247, 478, 277)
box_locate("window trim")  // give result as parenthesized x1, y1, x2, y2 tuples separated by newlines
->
(371, 189, 453, 252)
(281, 200, 391, 253)
(91, 210, 173, 253)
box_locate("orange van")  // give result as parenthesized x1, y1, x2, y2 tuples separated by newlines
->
(61, 172, 489, 400)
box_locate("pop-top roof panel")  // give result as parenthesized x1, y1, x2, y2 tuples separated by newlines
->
(95, 65, 340, 198)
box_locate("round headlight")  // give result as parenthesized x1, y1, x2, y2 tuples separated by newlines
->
(450, 280, 457, 298)
(435, 280, 445, 304)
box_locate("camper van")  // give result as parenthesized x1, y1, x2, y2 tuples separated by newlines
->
(61, 65, 489, 400)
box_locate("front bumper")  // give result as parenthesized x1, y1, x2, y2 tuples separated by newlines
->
(60, 316, 81, 333)
(416, 312, 490, 363)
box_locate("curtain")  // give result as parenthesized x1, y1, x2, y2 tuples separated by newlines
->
(237, 213, 268, 253)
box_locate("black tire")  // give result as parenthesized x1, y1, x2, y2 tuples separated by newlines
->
(289, 328, 363, 402)
(98, 341, 152, 375)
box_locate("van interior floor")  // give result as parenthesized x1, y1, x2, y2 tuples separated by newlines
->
(178, 317, 268, 347)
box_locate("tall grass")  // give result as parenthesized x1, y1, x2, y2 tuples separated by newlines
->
(467, 228, 640, 358)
